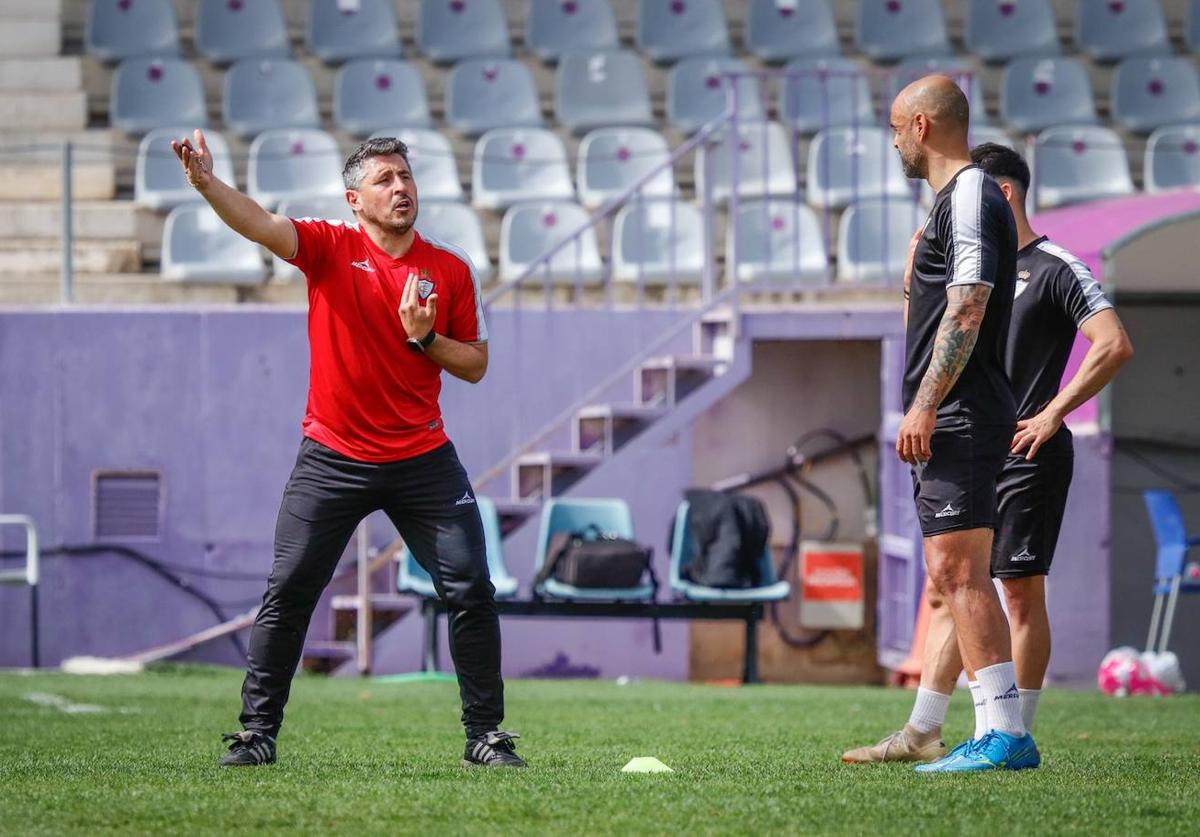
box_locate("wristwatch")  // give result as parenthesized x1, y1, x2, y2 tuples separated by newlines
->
(406, 331, 437, 353)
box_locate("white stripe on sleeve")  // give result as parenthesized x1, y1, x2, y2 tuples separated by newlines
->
(1035, 239, 1113, 324)
(948, 168, 990, 287)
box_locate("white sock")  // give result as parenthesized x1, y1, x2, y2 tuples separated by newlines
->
(976, 661, 1026, 736)
(907, 687, 951, 734)
(968, 680, 987, 739)
(1019, 688, 1041, 732)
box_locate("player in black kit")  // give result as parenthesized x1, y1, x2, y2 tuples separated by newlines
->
(843, 76, 1035, 772)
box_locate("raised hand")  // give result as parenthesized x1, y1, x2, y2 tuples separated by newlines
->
(398, 271, 438, 341)
(171, 128, 215, 192)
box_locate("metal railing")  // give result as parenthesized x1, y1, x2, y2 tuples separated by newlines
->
(0, 514, 41, 667)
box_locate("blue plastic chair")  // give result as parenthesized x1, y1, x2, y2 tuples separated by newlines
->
(397, 497, 519, 599)
(1143, 490, 1200, 653)
(533, 498, 655, 601)
(668, 501, 790, 602)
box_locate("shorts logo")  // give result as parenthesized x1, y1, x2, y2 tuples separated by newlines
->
(993, 683, 1020, 702)
(455, 492, 476, 506)
(350, 259, 374, 272)
(1010, 547, 1037, 562)
(933, 503, 962, 519)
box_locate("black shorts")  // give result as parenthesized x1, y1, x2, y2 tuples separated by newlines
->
(911, 420, 1013, 537)
(991, 439, 1074, 579)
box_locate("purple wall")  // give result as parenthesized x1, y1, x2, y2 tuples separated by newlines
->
(0, 307, 685, 669)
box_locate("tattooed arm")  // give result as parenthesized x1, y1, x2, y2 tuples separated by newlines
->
(896, 284, 992, 464)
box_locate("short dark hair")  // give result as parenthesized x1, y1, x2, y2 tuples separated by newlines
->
(971, 142, 1030, 197)
(342, 137, 410, 190)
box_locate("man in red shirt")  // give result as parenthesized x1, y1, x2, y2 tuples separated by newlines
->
(172, 131, 523, 768)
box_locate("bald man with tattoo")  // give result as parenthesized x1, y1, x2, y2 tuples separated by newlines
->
(842, 76, 1039, 772)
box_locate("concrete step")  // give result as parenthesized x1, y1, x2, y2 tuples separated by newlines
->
(0, 57, 82, 91)
(512, 450, 604, 501)
(0, 273, 240, 305)
(0, 18, 61, 58)
(575, 403, 667, 454)
(0, 238, 142, 274)
(0, 92, 87, 131)
(0, 0, 62, 16)
(0, 162, 116, 201)
(0, 201, 162, 246)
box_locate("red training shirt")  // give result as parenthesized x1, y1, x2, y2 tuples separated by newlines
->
(286, 218, 488, 463)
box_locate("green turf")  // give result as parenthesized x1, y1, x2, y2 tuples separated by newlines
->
(1, 667, 1197, 835)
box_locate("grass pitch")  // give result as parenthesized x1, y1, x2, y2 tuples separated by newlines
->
(1, 666, 1197, 835)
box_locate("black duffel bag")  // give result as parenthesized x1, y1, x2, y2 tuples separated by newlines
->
(534, 524, 657, 591)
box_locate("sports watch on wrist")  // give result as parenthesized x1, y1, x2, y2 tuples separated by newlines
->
(406, 330, 437, 353)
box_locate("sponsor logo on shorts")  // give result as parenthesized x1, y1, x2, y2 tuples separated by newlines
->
(993, 683, 1020, 702)
(1010, 547, 1037, 562)
(455, 492, 476, 506)
(933, 503, 962, 519)
(350, 259, 374, 272)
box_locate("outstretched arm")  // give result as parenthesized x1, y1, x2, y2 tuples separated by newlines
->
(171, 129, 297, 260)
(1011, 309, 1133, 459)
(896, 284, 992, 464)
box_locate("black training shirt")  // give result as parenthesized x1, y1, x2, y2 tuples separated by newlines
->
(903, 165, 1017, 427)
(1007, 236, 1113, 422)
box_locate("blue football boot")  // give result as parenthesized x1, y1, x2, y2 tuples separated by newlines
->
(915, 731, 1040, 773)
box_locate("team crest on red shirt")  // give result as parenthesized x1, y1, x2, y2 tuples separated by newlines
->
(417, 269, 435, 300)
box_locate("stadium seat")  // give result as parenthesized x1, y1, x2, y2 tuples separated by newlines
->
(335, 60, 431, 136)
(246, 129, 345, 210)
(271, 196, 357, 281)
(161, 205, 265, 284)
(526, 0, 619, 63)
(1076, 0, 1169, 62)
(86, 0, 179, 61)
(667, 57, 765, 135)
(636, 0, 730, 64)
(968, 125, 1017, 150)
(533, 499, 654, 601)
(964, 0, 1059, 63)
(498, 201, 604, 284)
(110, 58, 208, 134)
(1143, 124, 1200, 192)
(806, 126, 912, 210)
(415, 202, 493, 282)
(223, 59, 320, 139)
(194, 0, 290, 64)
(1111, 57, 1200, 134)
(418, 0, 511, 64)
(885, 57, 989, 126)
(471, 128, 575, 210)
(694, 121, 797, 204)
(398, 497, 518, 598)
(1031, 125, 1134, 208)
(729, 199, 828, 283)
(837, 199, 926, 283)
(555, 50, 655, 136)
(856, 0, 951, 62)
(445, 59, 542, 137)
(576, 127, 675, 210)
(1142, 490, 1200, 654)
(307, 0, 402, 63)
(745, 0, 839, 63)
(135, 128, 235, 210)
(611, 199, 706, 285)
(668, 501, 791, 601)
(1001, 57, 1097, 134)
(370, 128, 463, 201)
(779, 57, 875, 134)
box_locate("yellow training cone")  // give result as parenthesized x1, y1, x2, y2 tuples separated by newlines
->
(621, 757, 673, 773)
